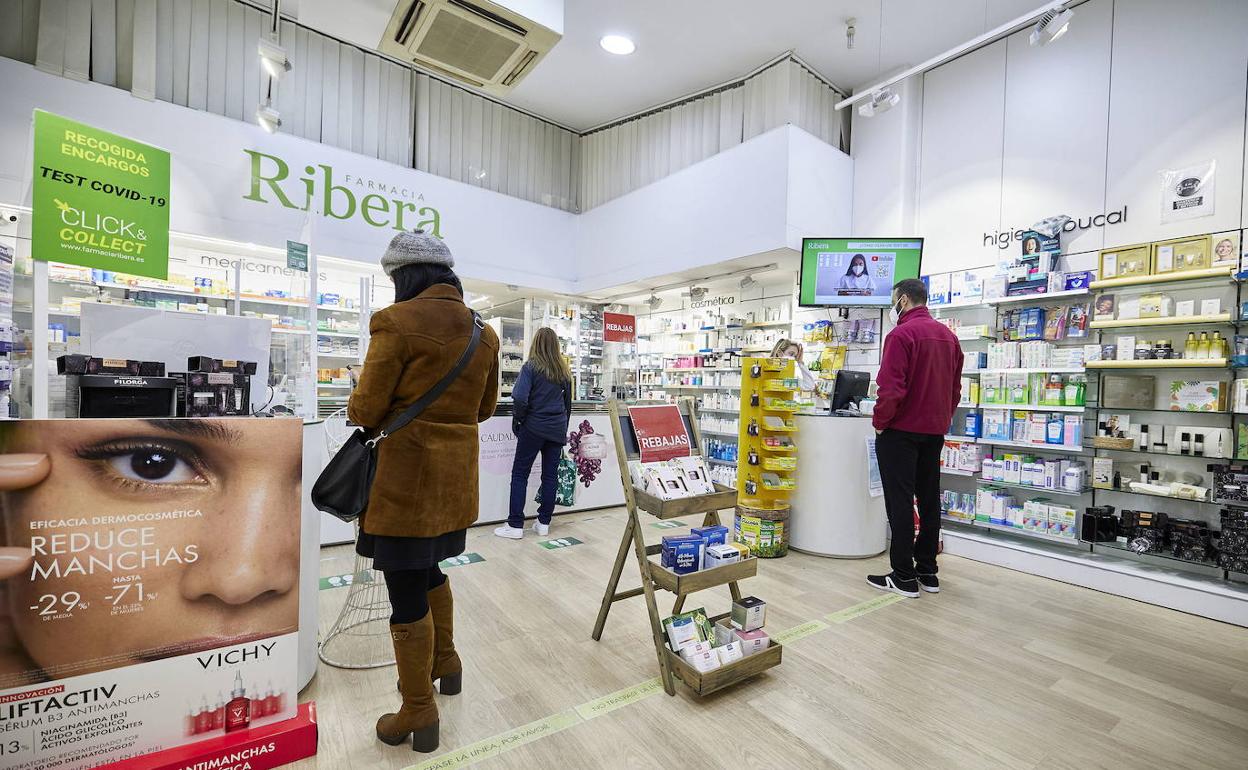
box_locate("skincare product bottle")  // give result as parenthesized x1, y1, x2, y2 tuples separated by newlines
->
(1139, 464, 1149, 484)
(185, 703, 198, 736)
(1184, 332, 1198, 359)
(214, 692, 226, 730)
(1198, 332, 1211, 359)
(225, 672, 251, 733)
(1213, 331, 1226, 359)
(1181, 432, 1191, 455)
(1046, 414, 1063, 444)
(1195, 433, 1205, 456)
(1139, 425, 1150, 451)
(195, 696, 211, 734)
(1046, 375, 1062, 405)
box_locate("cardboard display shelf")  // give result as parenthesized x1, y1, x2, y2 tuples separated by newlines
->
(647, 556, 758, 595)
(665, 638, 783, 696)
(632, 483, 739, 519)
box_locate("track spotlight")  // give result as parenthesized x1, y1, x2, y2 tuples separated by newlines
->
(646, 294, 663, 310)
(846, 18, 856, 50)
(857, 88, 901, 118)
(259, 37, 291, 80)
(687, 286, 708, 302)
(1030, 6, 1073, 47)
(739, 275, 756, 289)
(256, 101, 282, 133)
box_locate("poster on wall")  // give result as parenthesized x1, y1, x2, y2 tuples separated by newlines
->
(476, 415, 623, 522)
(0, 417, 302, 769)
(31, 110, 171, 279)
(1160, 160, 1216, 223)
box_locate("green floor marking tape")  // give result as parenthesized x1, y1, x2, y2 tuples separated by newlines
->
(440, 552, 485, 568)
(406, 709, 582, 770)
(538, 536, 584, 549)
(826, 594, 902, 623)
(652, 520, 685, 529)
(771, 618, 830, 645)
(318, 569, 376, 590)
(402, 597, 905, 767)
(575, 677, 663, 720)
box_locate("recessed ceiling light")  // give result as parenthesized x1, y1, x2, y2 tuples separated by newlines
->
(600, 35, 636, 55)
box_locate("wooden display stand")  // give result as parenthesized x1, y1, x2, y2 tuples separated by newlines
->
(591, 398, 782, 696)
(735, 357, 798, 556)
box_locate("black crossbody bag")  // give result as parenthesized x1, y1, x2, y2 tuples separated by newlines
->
(312, 312, 484, 522)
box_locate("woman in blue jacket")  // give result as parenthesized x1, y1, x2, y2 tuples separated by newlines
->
(495, 327, 572, 539)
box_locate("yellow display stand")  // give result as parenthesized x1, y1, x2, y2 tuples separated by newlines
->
(736, 357, 798, 556)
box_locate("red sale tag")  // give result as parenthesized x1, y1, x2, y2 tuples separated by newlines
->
(604, 312, 636, 343)
(628, 404, 693, 462)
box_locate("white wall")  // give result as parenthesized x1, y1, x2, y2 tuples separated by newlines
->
(0, 57, 579, 292)
(854, 0, 1248, 275)
(574, 125, 854, 294)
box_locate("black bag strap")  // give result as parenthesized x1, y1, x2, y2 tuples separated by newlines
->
(367, 311, 485, 448)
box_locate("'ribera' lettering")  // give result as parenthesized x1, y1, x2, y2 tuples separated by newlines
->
(243, 150, 442, 236)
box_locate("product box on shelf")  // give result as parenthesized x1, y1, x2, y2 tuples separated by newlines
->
(57, 354, 165, 376)
(1169, 380, 1228, 412)
(661, 535, 703, 574)
(186, 356, 259, 375)
(691, 524, 729, 549)
(1153, 235, 1212, 274)
(730, 596, 766, 631)
(733, 628, 770, 657)
(1099, 244, 1151, 280)
(704, 543, 743, 569)
(1101, 375, 1156, 409)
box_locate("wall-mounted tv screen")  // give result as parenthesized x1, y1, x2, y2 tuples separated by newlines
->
(799, 238, 924, 308)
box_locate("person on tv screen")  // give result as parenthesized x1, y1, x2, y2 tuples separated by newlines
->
(836, 254, 876, 295)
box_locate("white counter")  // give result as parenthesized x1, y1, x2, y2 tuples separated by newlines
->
(791, 413, 887, 557)
(315, 412, 626, 546)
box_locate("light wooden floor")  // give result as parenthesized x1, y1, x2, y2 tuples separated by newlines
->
(293, 508, 1248, 769)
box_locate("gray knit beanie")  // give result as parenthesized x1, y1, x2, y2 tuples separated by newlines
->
(380, 229, 454, 276)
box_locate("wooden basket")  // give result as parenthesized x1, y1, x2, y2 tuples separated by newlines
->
(632, 483, 738, 520)
(1092, 436, 1136, 450)
(665, 639, 783, 696)
(648, 556, 758, 595)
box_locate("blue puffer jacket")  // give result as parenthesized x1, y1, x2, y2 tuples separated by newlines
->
(511, 362, 572, 443)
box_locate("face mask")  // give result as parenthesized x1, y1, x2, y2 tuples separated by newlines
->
(889, 299, 904, 325)
(852, 265, 864, 275)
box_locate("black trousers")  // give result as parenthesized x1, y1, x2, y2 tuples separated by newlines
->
(382, 565, 447, 624)
(875, 428, 943, 581)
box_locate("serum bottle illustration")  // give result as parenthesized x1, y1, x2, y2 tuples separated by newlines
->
(185, 703, 198, 736)
(195, 696, 211, 734)
(212, 692, 226, 730)
(224, 671, 252, 733)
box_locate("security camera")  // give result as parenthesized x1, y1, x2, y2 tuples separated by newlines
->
(0, 210, 17, 225)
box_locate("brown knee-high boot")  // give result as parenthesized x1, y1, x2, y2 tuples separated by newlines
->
(428, 580, 462, 695)
(376, 614, 439, 752)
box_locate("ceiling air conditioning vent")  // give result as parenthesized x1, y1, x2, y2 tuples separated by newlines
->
(380, 0, 561, 96)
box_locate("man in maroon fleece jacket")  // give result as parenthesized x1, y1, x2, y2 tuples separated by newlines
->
(868, 278, 963, 598)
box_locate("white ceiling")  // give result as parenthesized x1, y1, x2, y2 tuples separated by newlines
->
(294, 0, 1046, 131)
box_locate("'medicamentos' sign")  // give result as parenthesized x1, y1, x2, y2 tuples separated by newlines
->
(32, 110, 170, 279)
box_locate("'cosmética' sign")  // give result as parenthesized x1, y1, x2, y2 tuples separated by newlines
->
(31, 111, 171, 279)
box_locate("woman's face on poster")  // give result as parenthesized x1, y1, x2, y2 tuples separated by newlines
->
(0, 419, 301, 683)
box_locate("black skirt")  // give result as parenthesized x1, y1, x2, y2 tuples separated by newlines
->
(355, 529, 467, 571)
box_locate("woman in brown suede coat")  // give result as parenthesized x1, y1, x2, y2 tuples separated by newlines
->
(348, 230, 499, 754)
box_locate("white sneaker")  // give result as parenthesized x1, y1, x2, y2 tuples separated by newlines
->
(493, 525, 524, 540)
(532, 521, 550, 537)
